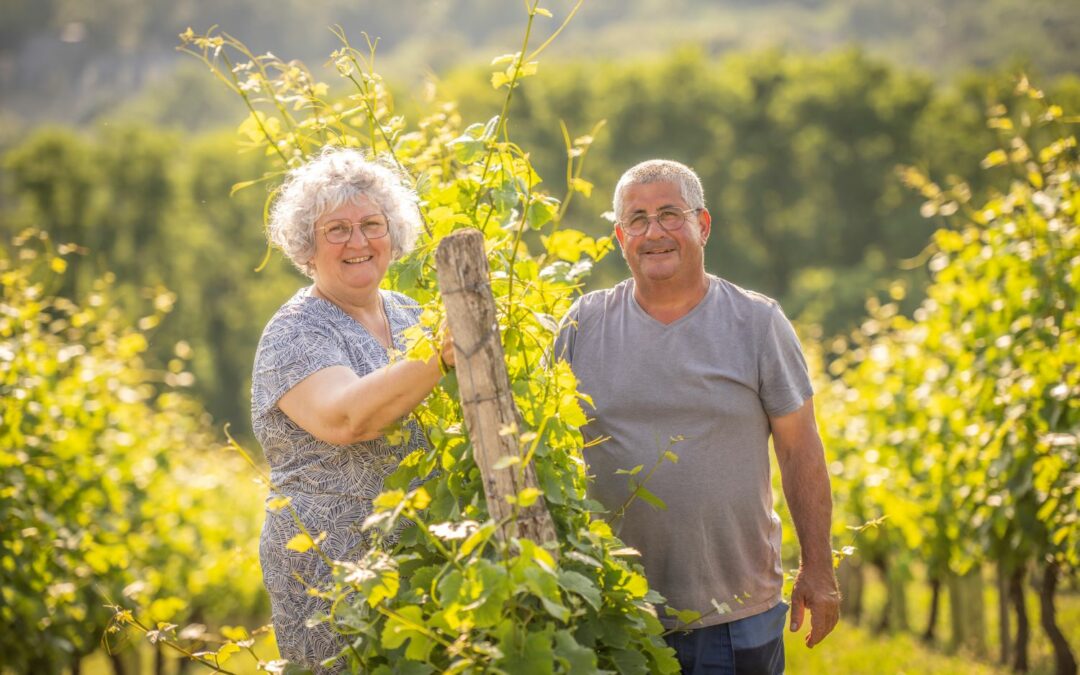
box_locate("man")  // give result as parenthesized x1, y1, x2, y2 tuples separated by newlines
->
(555, 160, 839, 674)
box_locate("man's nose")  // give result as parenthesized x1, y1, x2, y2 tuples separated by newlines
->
(642, 218, 666, 238)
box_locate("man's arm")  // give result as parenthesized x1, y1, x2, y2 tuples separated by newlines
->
(770, 397, 840, 648)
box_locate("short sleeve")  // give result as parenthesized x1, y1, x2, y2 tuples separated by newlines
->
(758, 305, 813, 417)
(385, 291, 423, 328)
(251, 318, 350, 421)
(553, 299, 581, 364)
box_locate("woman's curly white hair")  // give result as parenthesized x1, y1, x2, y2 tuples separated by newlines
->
(268, 146, 422, 278)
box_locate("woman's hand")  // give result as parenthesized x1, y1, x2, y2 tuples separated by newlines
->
(438, 322, 456, 370)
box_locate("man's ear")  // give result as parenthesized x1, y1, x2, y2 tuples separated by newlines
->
(614, 223, 627, 251)
(697, 208, 712, 244)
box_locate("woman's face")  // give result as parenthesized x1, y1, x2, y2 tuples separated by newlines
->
(310, 195, 392, 302)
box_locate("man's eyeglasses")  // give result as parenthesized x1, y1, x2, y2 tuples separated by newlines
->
(618, 208, 698, 237)
(318, 215, 390, 244)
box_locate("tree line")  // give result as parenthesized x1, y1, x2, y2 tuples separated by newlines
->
(3, 47, 1079, 435)
(1, 15, 1078, 673)
(5, 0, 1079, 126)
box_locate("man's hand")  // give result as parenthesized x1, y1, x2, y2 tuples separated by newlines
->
(771, 399, 839, 647)
(789, 564, 840, 648)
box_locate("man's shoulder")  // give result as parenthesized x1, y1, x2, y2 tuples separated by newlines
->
(709, 275, 783, 316)
(579, 278, 633, 303)
(569, 278, 634, 318)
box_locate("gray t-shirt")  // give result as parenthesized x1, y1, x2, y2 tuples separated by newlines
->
(555, 275, 812, 628)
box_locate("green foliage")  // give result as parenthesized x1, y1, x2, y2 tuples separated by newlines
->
(6, 51, 1077, 436)
(442, 47, 1065, 334)
(6, 3, 1078, 669)
(820, 82, 1080, 585)
(6, 0, 1080, 129)
(134, 6, 681, 673)
(1, 125, 305, 432)
(0, 230, 266, 671)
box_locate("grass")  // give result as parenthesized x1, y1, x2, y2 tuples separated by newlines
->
(786, 562, 1080, 675)
(786, 623, 1007, 675)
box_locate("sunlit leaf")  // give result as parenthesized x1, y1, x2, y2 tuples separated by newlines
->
(285, 533, 315, 553)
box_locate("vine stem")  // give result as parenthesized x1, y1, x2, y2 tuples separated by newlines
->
(107, 610, 239, 675)
(526, 0, 585, 62)
(218, 49, 291, 164)
(611, 437, 682, 527)
(470, 1, 542, 216)
(332, 27, 432, 238)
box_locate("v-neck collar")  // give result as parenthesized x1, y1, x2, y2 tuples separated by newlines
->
(627, 276, 714, 329)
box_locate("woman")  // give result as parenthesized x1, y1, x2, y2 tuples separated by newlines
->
(251, 147, 453, 670)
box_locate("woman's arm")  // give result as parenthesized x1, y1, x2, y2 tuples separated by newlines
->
(278, 333, 454, 445)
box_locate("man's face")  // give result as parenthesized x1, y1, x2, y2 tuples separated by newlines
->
(615, 181, 711, 286)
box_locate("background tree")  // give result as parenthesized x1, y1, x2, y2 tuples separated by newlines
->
(820, 84, 1079, 673)
(0, 229, 267, 673)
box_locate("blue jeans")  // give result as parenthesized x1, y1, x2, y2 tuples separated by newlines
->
(664, 602, 788, 675)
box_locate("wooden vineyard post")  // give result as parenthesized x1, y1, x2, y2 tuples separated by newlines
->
(435, 228, 559, 551)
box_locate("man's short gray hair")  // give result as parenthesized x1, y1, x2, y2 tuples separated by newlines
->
(613, 159, 706, 220)
(268, 147, 422, 278)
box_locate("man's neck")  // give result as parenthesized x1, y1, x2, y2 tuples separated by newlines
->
(632, 273, 710, 325)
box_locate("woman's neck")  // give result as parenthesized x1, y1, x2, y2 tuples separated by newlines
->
(311, 284, 389, 343)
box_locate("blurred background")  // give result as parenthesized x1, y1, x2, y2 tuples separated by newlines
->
(3, 0, 1078, 436)
(1, 1, 1078, 672)
(3, 0, 1078, 435)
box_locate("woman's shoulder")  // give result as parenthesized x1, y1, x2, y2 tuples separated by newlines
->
(267, 287, 343, 328)
(252, 289, 353, 396)
(257, 288, 336, 349)
(383, 290, 423, 320)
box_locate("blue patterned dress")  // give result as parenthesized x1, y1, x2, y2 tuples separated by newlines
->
(251, 287, 427, 671)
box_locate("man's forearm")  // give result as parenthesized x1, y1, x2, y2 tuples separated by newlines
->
(770, 400, 834, 569)
(771, 399, 841, 645)
(780, 445, 834, 569)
